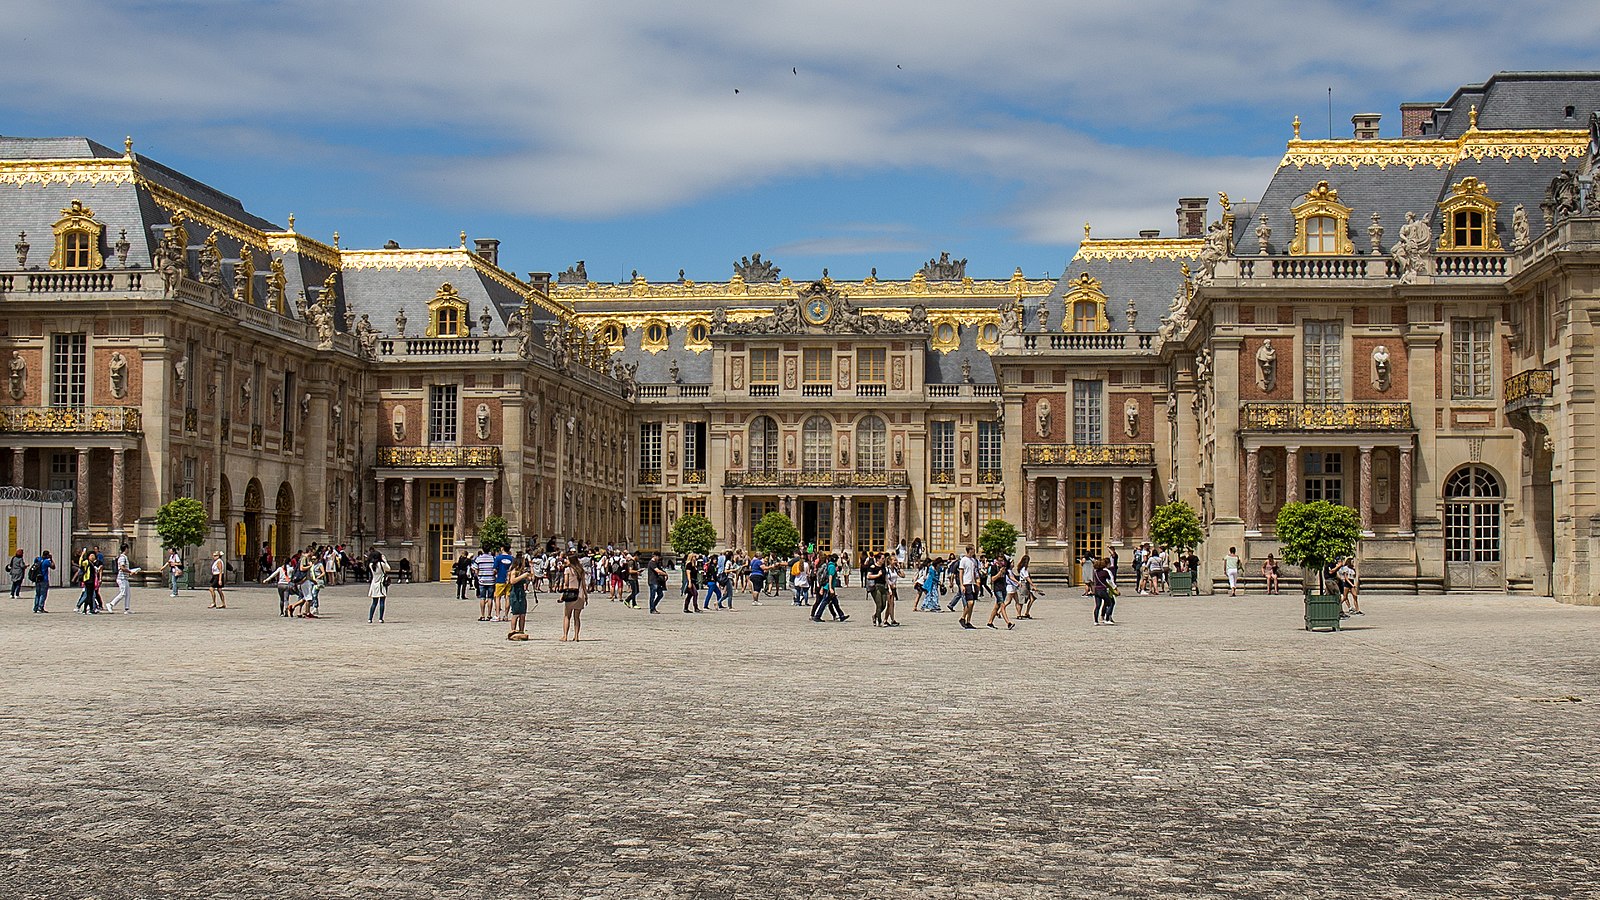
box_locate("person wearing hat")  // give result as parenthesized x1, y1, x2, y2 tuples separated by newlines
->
(208, 551, 228, 609)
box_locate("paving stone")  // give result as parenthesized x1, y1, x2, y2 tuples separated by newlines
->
(1, 585, 1597, 898)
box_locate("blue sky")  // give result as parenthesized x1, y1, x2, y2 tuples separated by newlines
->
(6, 1, 1600, 282)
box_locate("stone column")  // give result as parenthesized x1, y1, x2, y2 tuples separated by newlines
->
(1141, 476, 1153, 541)
(1284, 446, 1300, 505)
(488, 478, 500, 517)
(1244, 447, 1260, 533)
(884, 496, 896, 551)
(375, 477, 388, 544)
(402, 477, 415, 543)
(734, 496, 744, 550)
(1399, 444, 1414, 534)
(831, 495, 843, 551)
(111, 449, 126, 536)
(1359, 445, 1375, 535)
(1024, 475, 1037, 539)
(1056, 477, 1068, 542)
(1111, 476, 1124, 545)
(75, 448, 90, 533)
(10, 448, 22, 487)
(454, 477, 468, 549)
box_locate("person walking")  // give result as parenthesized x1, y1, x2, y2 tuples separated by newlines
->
(918, 557, 944, 612)
(1092, 556, 1117, 625)
(452, 551, 473, 601)
(164, 547, 184, 597)
(747, 552, 766, 605)
(367, 551, 391, 623)
(883, 559, 901, 626)
(810, 554, 846, 622)
(265, 557, 296, 616)
(865, 552, 888, 626)
(559, 553, 587, 642)
(1016, 554, 1038, 619)
(791, 556, 810, 607)
(956, 546, 980, 629)
(107, 544, 139, 613)
(8, 549, 26, 599)
(30, 550, 53, 613)
(506, 557, 531, 639)
(985, 556, 1015, 630)
(624, 552, 641, 609)
(682, 552, 701, 613)
(208, 551, 228, 609)
(646, 552, 666, 614)
(1225, 547, 1243, 597)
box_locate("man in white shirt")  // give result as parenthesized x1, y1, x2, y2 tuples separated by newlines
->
(108, 544, 139, 613)
(957, 547, 980, 630)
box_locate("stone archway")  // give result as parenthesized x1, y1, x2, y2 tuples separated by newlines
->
(275, 482, 295, 561)
(243, 478, 264, 580)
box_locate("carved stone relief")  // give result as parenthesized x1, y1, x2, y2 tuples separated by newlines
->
(392, 406, 406, 442)
(1035, 398, 1052, 438)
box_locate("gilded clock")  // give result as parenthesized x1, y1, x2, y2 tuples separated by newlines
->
(803, 294, 832, 326)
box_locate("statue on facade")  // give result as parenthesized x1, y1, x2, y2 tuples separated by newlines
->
(108, 352, 128, 399)
(545, 324, 571, 372)
(1125, 398, 1140, 438)
(174, 355, 189, 398)
(1125, 297, 1138, 332)
(1255, 340, 1277, 392)
(1194, 220, 1228, 285)
(668, 359, 681, 384)
(1255, 214, 1271, 255)
(239, 373, 253, 411)
(1549, 168, 1581, 222)
(232, 248, 251, 304)
(907, 304, 929, 332)
(268, 257, 287, 313)
(1511, 203, 1531, 251)
(311, 293, 337, 350)
(15, 232, 28, 268)
(515, 306, 536, 359)
(557, 260, 587, 284)
(961, 360, 973, 384)
(391, 408, 405, 442)
(1391, 212, 1433, 284)
(1372, 345, 1392, 392)
(476, 404, 491, 440)
(998, 295, 1024, 336)
(354, 314, 379, 358)
(1034, 398, 1051, 438)
(198, 232, 223, 289)
(394, 307, 408, 336)
(733, 253, 781, 283)
(300, 392, 312, 422)
(1368, 212, 1384, 256)
(479, 306, 493, 335)
(614, 361, 638, 399)
(7, 351, 24, 400)
(920, 252, 967, 281)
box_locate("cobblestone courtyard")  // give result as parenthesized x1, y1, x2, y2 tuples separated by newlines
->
(2, 581, 1597, 899)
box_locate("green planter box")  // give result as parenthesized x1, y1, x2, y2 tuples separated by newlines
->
(1168, 572, 1194, 596)
(1304, 593, 1342, 631)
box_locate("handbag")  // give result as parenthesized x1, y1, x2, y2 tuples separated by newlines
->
(561, 588, 580, 603)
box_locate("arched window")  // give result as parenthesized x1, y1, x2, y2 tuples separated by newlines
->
(64, 231, 92, 269)
(802, 416, 832, 472)
(1289, 181, 1353, 256)
(855, 415, 886, 473)
(435, 305, 459, 336)
(48, 200, 105, 270)
(1443, 465, 1503, 590)
(1451, 209, 1485, 248)
(1073, 300, 1098, 332)
(1437, 177, 1501, 252)
(748, 415, 778, 472)
(1304, 215, 1339, 254)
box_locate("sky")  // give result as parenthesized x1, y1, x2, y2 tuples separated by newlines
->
(5, 1, 1600, 283)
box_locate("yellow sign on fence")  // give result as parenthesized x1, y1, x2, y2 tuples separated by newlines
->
(7, 516, 16, 556)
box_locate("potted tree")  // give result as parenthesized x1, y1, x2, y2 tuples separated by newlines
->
(669, 512, 718, 559)
(477, 514, 510, 551)
(155, 497, 208, 591)
(751, 512, 799, 590)
(978, 518, 1020, 559)
(1151, 500, 1204, 595)
(1275, 500, 1361, 631)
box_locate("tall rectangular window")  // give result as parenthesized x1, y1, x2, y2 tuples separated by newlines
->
(977, 420, 1002, 478)
(637, 498, 663, 552)
(1451, 318, 1493, 399)
(48, 452, 77, 492)
(857, 348, 886, 383)
(977, 498, 1005, 528)
(1304, 451, 1343, 504)
(1073, 380, 1103, 445)
(185, 341, 198, 407)
(750, 348, 779, 383)
(930, 420, 956, 475)
(683, 497, 707, 520)
(50, 333, 87, 408)
(282, 371, 296, 443)
(1303, 320, 1343, 402)
(803, 348, 832, 383)
(639, 422, 663, 471)
(428, 384, 458, 444)
(929, 498, 956, 555)
(683, 421, 706, 471)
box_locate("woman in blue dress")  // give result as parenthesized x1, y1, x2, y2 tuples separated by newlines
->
(918, 557, 945, 611)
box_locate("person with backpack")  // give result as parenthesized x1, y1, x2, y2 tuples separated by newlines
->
(8, 549, 25, 599)
(682, 552, 701, 613)
(646, 552, 667, 614)
(367, 550, 391, 623)
(30, 551, 53, 613)
(810, 554, 847, 622)
(264, 557, 297, 616)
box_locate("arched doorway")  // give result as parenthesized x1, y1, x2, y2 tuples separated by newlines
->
(1444, 465, 1503, 591)
(243, 478, 264, 580)
(275, 482, 295, 561)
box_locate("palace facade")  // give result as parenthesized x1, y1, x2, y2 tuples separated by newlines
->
(5, 70, 1600, 602)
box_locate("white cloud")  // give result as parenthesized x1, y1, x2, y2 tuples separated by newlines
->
(5, 0, 1600, 247)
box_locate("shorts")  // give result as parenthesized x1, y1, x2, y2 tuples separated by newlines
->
(495, 582, 509, 599)
(962, 584, 978, 604)
(210, 574, 223, 589)
(750, 574, 766, 591)
(509, 596, 528, 616)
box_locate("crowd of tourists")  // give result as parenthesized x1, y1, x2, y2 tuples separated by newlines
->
(8, 532, 1365, 631)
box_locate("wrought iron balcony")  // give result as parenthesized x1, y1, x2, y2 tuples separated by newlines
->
(1022, 443, 1155, 466)
(0, 405, 142, 434)
(724, 470, 910, 489)
(1504, 369, 1553, 411)
(377, 446, 504, 467)
(1239, 402, 1414, 431)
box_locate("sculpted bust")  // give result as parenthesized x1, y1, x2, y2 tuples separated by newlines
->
(1255, 340, 1277, 392)
(1035, 397, 1052, 438)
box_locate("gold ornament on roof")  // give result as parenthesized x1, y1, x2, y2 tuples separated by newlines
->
(1293, 116, 1301, 140)
(1289, 180, 1355, 256)
(1436, 176, 1502, 252)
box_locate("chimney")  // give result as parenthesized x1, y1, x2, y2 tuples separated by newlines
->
(1176, 197, 1208, 238)
(1351, 113, 1381, 139)
(1399, 102, 1435, 137)
(1139, 229, 1161, 239)
(527, 271, 551, 294)
(473, 238, 500, 267)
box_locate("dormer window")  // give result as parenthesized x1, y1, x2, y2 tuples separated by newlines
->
(1436, 177, 1501, 252)
(598, 321, 623, 347)
(1059, 272, 1109, 332)
(425, 282, 470, 337)
(1289, 182, 1354, 256)
(48, 200, 105, 270)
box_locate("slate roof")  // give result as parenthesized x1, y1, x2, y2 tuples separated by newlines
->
(1037, 253, 1193, 335)
(1431, 72, 1600, 137)
(340, 262, 550, 337)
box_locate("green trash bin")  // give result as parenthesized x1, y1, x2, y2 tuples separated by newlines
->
(1304, 591, 1342, 631)
(1168, 571, 1194, 596)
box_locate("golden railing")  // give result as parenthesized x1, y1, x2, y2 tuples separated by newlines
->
(1022, 443, 1155, 466)
(377, 446, 503, 467)
(1239, 402, 1414, 431)
(1504, 369, 1553, 405)
(723, 470, 911, 489)
(0, 405, 142, 433)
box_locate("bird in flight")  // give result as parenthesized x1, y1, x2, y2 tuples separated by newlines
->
(734, 88, 740, 94)
(793, 67, 797, 75)
(896, 64, 902, 69)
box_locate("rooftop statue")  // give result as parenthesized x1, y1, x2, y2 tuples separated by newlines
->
(557, 260, 588, 284)
(1390, 212, 1433, 284)
(920, 251, 967, 281)
(733, 253, 781, 283)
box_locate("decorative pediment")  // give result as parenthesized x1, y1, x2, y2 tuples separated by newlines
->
(1289, 180, 1355, 256)
(1437, 176, 1502, 251)
(425, 282, 469, 337)
(714, 280, 930, 337)
(1060, 272, 1110, 332)
(48, 199, 105, 270)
